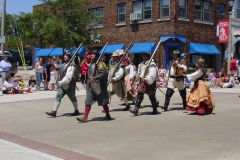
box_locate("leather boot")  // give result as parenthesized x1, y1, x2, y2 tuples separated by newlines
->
(76, 116, 88, 122)
(71, 110, 80, 116)
(103, 115, 112, 121)
(129, 99, 142, 116)
(46, 111, 57, 117)
(122, 104, 130, 111)
(161, 88, 174, 111)
(149, 94, 159, 115)
(179, 88, 187, 110)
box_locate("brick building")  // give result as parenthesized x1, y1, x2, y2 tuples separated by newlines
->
(88, 0, 229, 72)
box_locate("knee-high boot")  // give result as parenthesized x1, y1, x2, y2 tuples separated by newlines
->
(161, 88, 174, 111)
(149, 94, 159, 115)
(129, 93, 144, 116)
(179, 88, 187, 109)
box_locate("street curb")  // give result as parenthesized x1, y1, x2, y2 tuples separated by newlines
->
(0, 131, 98, 160)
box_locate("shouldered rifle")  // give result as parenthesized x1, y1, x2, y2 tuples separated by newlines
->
(142, 40, 161, 79)
(107, 41, 132, 86)
(60, 43, 83, 81)
(90, 42, 108, 79)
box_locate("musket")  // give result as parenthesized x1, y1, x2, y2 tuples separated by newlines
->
(156, 85, 166, 95)
(107, 41, 132, 86)
(59, 43, 83, 91)
(90, 42, 108, 79)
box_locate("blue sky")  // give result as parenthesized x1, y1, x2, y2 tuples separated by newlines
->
(5, 0, 42, 14)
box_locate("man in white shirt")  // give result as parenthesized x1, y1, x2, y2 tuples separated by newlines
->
(129, 52, 159, 116)
(160, 50, 187, 111)
(108, 51, 129, 111)
(0, 54, 12, 95)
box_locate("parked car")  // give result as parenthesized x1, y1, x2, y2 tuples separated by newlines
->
(0, 51, 18, 77)
(9, 50, 32, 66)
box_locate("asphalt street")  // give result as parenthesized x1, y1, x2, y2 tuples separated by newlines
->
(0, 89, 240, 160)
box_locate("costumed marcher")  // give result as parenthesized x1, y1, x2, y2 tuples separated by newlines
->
(160, 50, 187, 111)
(108, 51, 129, 111)
(129, 52, 159, 116)
(45, 50, 80, 117)
(181, 59, 215, 115)
(76, 49, 111, 122)
(122, 56, 137, 102)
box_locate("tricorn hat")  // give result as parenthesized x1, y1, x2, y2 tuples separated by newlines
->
(197, 58, 204, 66)
(65, 50, 72, 57)
(172, 50, 180, 54)
(90, 49, 99, 54)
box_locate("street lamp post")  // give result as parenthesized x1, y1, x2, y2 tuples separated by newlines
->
(227, 0, 234, 75)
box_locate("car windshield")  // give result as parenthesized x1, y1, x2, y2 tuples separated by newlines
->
(0, 56, 16, 63)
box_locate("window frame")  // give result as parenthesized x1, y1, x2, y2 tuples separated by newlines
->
(89, 7, 104, 26)
(118, 4, 126, 23)
(217, 4, 225, 20)
(179, 0, 188, 18)
(133, 0, 152, 20)
(195, 0, 212, 22)
(160, 0, 170, 18)
(237, 0, 240, 18)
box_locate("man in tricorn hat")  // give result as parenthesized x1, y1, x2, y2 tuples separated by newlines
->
(46, 50, 80, 117)
(76, 49, 111, 122)
(129, 52, 160, 116)
(108, 50, 129, 111)
(160, 50, 187, 111)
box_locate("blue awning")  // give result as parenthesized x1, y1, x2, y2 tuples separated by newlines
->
(129, 42, 156, 54)
(35, 48, 54, 57)
(190, 42, 220, 55)
(100, 44, 125, 54)
(160, 35, 186, 43)
(49, 48, 64, 57)
(40, 47, 86, 57)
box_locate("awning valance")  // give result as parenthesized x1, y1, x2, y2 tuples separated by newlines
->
(129, 42, 156, 54)
(190, 42, 220, 55)
(49, 48, 64, 57)
(35, 48, 54, 57)
(100, 44, 125, 54)
(160, 35, 186, 43)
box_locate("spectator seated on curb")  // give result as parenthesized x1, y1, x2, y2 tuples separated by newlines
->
(2, 75, 15, 94)
(184, 78, 191, 88)
(28, 81, 37, 92)
(215, 77, 232, 88)
(229, 73, 236, 87)
(10, 77, 22, 94)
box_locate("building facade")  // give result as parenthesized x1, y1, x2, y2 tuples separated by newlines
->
(232, 0, 240, 58)
(89, 0, 229, 72)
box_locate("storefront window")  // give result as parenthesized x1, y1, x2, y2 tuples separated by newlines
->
(190, 55, 212, 68)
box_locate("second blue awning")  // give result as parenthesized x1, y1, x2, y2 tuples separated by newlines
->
(35, 48, 54, 57)
(190, 42, 220, 55)
(160, 35, 186, 43)
(129, 42, 156, 54)
(100, 44, 125, 54)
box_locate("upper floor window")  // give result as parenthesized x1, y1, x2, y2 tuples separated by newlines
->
(179, 0, 188, 18)
(237, 0, 240, 18)
(118, 4, 126, 23)
(133, 0, 152, 20)
(89, 8, 104, 26)
(160, 0, 170, 18)
(195, 1, 211, 22)
(218, 5, 225, 20)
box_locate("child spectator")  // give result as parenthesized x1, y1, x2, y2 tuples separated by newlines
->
(158, 64, 167, 77)
(29, 75, 37, 87)
(80, 55, 91, 88)
(2, 75, 14, 94)
(157, 74, 166, 88)
(29, 81, 37, 92)
(18, 76, 26, 90)
(49, 66, 58, 91)
(229, 73, 236, 87)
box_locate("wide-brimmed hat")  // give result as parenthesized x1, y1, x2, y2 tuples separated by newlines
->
(112, 51, 120, 57)
(172, 50, 180, 54)
(197, 58, 204, 66)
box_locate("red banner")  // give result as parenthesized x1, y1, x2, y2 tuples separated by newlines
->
(218, 19, 229, 43)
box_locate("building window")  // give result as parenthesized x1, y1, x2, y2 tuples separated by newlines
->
(237, 0, 240, 18)
(118, 4, 126, 23)
(195, 1, 211, 22)
(179, 0, 188, 18)
(89, 8, 104, 26)
(218, 5, 225, 20)
(133, 0, 152, 20)
(160, 0, 170, 18)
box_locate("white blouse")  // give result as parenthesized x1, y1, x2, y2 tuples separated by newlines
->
(187, 69, 204, 81)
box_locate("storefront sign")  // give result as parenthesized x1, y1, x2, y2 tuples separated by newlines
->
(218, 19, 229, 43)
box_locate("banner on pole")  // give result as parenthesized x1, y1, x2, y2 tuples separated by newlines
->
(218, 19, 229, 43)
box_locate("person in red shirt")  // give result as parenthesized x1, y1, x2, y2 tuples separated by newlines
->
(80, 55, 91, 88)
(230, 56, 237, 75)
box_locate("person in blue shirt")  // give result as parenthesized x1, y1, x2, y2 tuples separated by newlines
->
(43, 58, 52, 90)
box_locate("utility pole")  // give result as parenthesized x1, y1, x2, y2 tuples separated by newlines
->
(1, 0, 6, 54)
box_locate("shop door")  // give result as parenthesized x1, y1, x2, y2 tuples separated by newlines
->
(165, 44, 180, 69)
